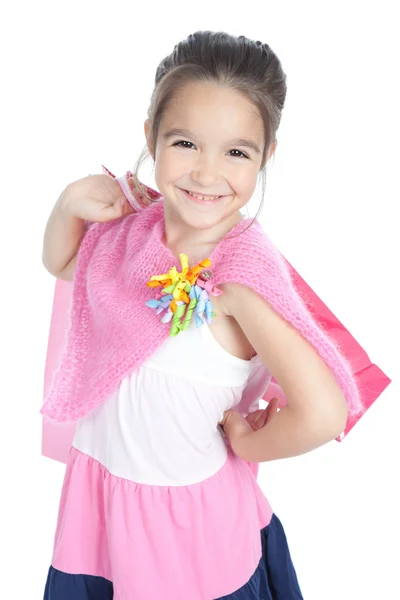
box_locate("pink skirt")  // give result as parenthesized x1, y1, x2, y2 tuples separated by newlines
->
(47, 444, 298, 599)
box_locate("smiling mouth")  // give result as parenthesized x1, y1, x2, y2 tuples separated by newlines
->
(181, 188, 227, 201)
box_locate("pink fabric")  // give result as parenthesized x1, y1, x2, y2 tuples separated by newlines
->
(42, 278, 76, 462)
(40, 200, 362, 422)
(261, 262, 392, 441)
(41, 166, 163, 462)
(110, 165, 162, 212)
(52, 445, 273, 599)
(41, 167, 391, 462)
(115, 173, 143, 212)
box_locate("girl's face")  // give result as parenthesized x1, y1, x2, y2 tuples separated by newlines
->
(145, 82, 274, 233)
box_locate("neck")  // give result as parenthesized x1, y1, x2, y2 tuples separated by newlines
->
(163, 205, 243, 264)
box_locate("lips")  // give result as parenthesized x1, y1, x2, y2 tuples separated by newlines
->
(180, 188, 225, 204)
(186, 189, 211, 194)
(185, 189, 221, 199)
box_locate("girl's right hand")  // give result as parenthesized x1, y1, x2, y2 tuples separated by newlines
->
(61, 174, 136, 223)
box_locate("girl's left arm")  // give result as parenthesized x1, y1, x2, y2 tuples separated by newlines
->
(219, 283, 348, 463)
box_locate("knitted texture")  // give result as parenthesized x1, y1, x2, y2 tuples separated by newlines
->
(40, 201, 363, 423)
(211, 220, 363, 418)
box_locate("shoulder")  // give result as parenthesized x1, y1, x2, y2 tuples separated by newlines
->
(212, 217, 304, 322)
(218, 281, 274, 321)
(213, 218, 291, 292)
(75, 200, 165, 277)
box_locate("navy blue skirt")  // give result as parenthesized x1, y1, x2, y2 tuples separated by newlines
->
(44, 513, 304, 599)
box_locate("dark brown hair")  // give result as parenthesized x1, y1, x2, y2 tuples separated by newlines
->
(132, 30, 287, 219)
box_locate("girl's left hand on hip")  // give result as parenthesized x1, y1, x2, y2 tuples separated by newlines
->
(218, 398, 279, 457)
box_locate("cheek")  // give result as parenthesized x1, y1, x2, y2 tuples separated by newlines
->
(230, 167, 258, 197)
(155, 151, 187, 183)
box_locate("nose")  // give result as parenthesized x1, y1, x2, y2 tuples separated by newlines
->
(189, 154, 222, 189)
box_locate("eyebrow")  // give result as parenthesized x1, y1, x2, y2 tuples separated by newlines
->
(162, 128, 261, 154)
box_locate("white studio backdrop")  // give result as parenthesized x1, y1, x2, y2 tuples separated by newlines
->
(1, 1, 399, 598)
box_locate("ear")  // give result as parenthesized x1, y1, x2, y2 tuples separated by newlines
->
(144, 119, 155, 160)
(260, 140, 278, 170)
(267, 140, 278, 161)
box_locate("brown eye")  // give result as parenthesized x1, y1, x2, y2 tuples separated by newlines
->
(173, 140, 195, 149)
(227, 149, 249, 159)
(173, 141, 248, 159)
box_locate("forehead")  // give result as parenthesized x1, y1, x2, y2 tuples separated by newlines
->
(159, 82, 264, 143)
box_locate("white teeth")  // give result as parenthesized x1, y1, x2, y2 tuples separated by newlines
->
(186, 190, 220, 201)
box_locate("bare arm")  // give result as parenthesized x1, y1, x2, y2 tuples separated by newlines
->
(42, 174, 135, 281)
(42, 186, 86, 279)
(220, 283, 348, 462)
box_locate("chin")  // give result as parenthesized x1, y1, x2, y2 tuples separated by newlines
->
(180, 212, 225, 231)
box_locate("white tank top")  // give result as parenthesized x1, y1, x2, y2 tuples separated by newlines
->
(72, 319, 271, 486)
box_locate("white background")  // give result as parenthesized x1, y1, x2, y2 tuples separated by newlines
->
(1, 1, 399, 598)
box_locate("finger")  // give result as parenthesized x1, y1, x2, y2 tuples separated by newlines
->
(225, 410, 253, 440)
(260, 407, 271, 427)
(245, 409, 266, 431)
(246, 409, 265, 425)
(263, 398, 279, 426)
(254, 402, 275, 430)
(98, 195, 135, 221)
(269, 397, 280, 413)
(121, 197, 136, 216)
(255, 406, 271, 429)
(102, 202, 124, 220)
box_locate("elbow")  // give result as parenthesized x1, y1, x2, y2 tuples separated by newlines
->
(332, 410, 348, 439)
(301, 393, 348, 441)
(326, 413, 347, 440)
(326, 404, 348, 440)
(330, 392, 349, 436)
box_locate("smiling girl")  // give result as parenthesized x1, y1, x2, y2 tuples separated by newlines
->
(41, 30, 362, 599)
